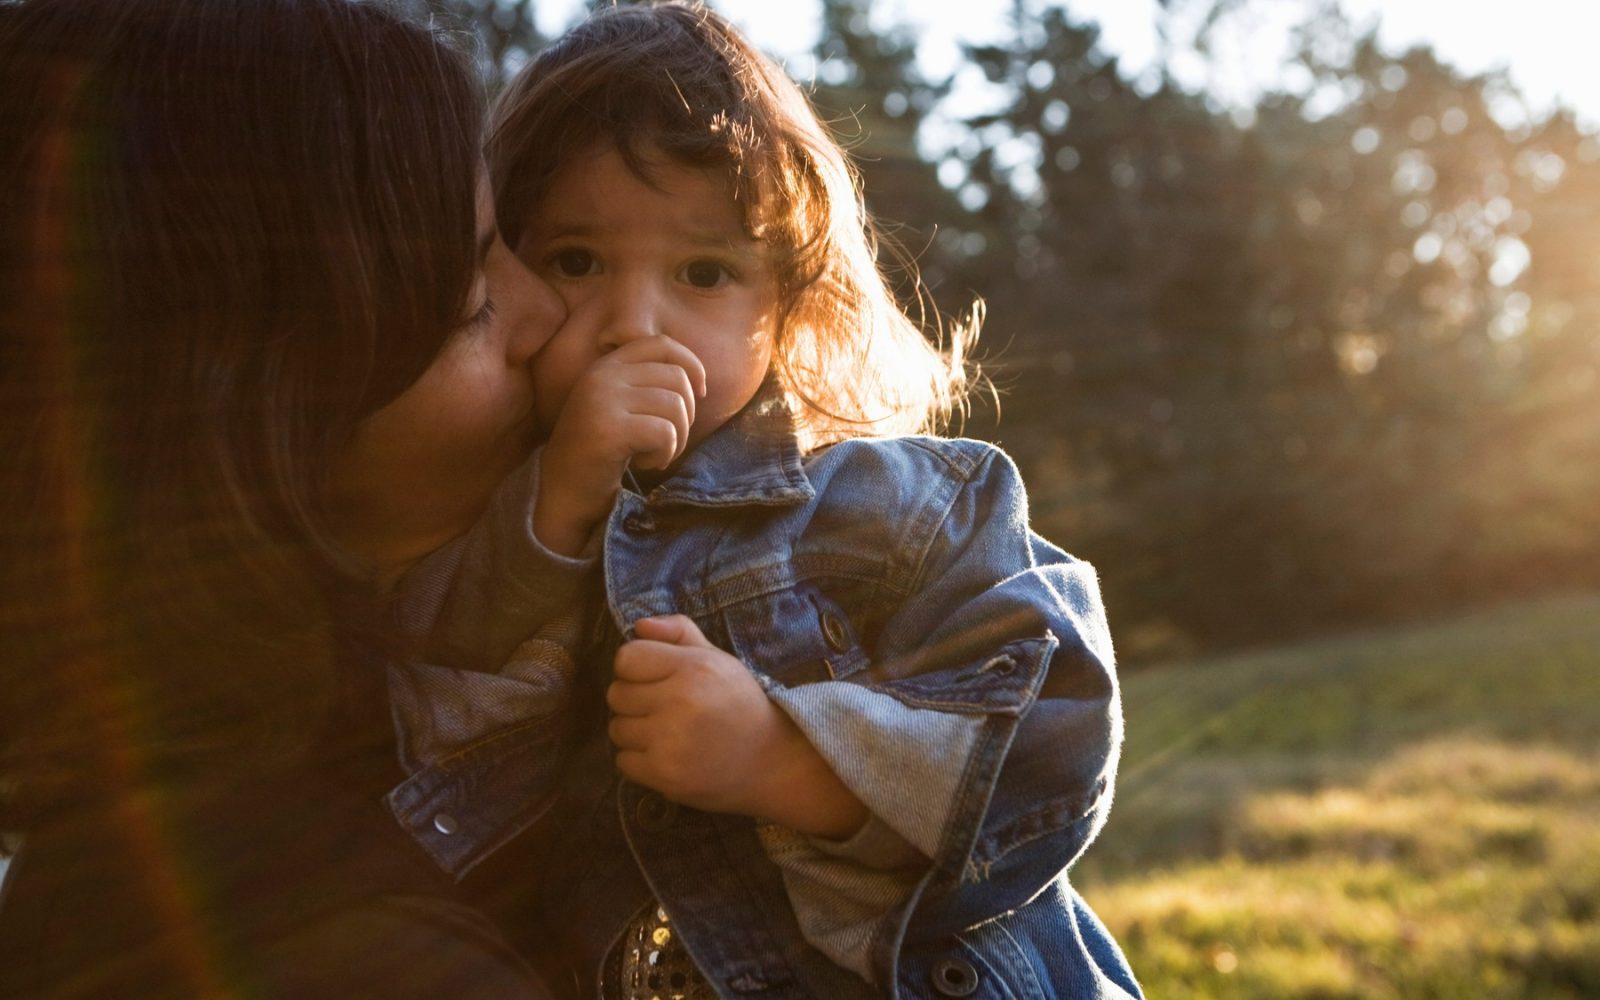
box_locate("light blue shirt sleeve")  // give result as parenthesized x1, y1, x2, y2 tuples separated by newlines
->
(757, 682, 985, 982)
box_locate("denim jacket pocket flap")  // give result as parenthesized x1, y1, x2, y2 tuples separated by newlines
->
(720, 585, 869, 687)
(875, 633, 1057, 717)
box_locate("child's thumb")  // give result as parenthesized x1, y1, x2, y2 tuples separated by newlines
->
(631, 613, 713, 648)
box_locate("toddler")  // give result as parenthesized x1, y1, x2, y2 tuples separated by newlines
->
(386, 4, 1141, 998)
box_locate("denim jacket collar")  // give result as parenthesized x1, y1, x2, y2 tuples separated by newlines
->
(639, 386, 815, 510)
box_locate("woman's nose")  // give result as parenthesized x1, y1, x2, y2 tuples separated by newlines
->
(506, 265, 566, 366)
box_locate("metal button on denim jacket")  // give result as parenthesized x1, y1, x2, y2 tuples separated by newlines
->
(385, 396, 1141, 998)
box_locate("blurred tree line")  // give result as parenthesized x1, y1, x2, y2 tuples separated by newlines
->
(428, 0, 1600, 664)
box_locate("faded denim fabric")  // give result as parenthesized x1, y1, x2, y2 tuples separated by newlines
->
(385, 395, 1141, 999)
(385, 455, 594, 877)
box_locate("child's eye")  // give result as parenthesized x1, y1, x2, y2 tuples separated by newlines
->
(549, 248, 598, 279)
(682, 259, 733, 289)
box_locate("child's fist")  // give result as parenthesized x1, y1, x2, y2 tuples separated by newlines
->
(607, 615, 868, 839)
(607, 614, 782, 816)
(533, 336, 706, 555)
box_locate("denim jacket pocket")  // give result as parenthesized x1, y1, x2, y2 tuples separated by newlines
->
(720, 584, 870, 687)
(873, 633, 1057, 717)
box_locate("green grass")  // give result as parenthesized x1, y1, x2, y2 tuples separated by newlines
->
(1077, 592, 1600, 1000)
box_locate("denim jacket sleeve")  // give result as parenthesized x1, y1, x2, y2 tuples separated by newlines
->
(385, 448, 600, 876)
(779, 438, 1123, 984)
(890, 441, 1119, 928)
(413, 448, 599, 672)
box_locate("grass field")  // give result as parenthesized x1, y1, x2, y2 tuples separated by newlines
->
(1076, 591, 1600, 999)
(3, 594, 1593, 992)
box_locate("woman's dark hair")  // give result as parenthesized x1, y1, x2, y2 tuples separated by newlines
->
(0, 0, 485, 823)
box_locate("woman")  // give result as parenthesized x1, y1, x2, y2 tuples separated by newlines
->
(0, 0, 563, 994)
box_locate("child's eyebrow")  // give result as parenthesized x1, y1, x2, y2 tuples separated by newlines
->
(680, 231, 762, 255)
(532, 220, 605, 241)
(538, 219, 762, 254)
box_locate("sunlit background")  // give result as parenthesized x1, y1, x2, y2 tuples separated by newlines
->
(539, 1, 1600, 127)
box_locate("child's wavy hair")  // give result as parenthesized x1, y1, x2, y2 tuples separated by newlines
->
(489, 0, 980, 448)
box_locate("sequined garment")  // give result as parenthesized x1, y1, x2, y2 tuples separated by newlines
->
(605, 904, 716, 1000)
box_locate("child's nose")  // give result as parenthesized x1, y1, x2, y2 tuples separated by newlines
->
(597, 278, 662, 352)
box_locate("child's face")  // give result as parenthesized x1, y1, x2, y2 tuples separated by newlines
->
(515, 145, 778, 455)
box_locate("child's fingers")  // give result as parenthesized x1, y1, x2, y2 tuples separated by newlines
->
(612, 360, 700, 407)
(612, 638, 688, 684)
(617, 385, 692, 461)
(597, 360, 698, 419)
(602, 361, 698, 448)
(581, 359, 697, 421)
(668, 338, 708, 399)
(613, 412, 685, 471)
(607, 713, 651, 750)
(607, 334, 707, 398)
(632, 614, 715, 649)
(605, 674, 664, 716)
(569, 373, 692, 470)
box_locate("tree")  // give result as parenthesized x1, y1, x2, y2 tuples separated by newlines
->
(948, 0, 1600, 655)
(418, 0, 547, 93)
(804, 0, 980, 326)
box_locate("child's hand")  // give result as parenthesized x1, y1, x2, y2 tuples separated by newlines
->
(535, 336, 706, 555)
(608, 615, 868, 839)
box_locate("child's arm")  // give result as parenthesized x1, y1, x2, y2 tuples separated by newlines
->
(533, 336, 706, 556)
(608, 615, 868, 839)
(768, 441, 1120, 938)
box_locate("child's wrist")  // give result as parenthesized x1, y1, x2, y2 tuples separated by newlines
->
(748, 713, 868, 839)
(534, 450, 616, 557)
(531, 500, 600, 557)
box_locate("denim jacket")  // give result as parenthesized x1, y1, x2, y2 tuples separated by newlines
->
(385, 396, 1141, 999)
